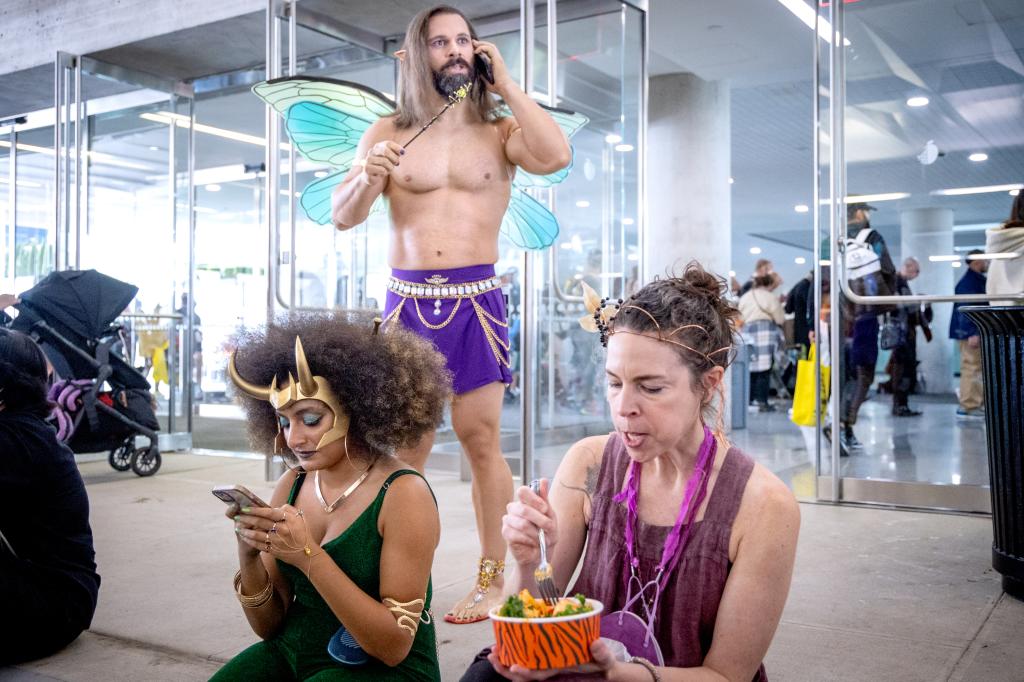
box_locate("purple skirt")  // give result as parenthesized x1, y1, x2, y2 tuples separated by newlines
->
(383, 264, 512, 395)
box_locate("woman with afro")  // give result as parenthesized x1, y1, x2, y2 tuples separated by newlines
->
(214, 312, 451, 681)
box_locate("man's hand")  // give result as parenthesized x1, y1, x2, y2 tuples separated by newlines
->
(0, 294, 20, 310)
(358, 140, 404, 187)
(473, 40, 513, 94)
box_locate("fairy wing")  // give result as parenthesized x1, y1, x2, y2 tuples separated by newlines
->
(253, 77, 396, 224)
(253, 76, 396, 123)
(497, 104, 589, 248)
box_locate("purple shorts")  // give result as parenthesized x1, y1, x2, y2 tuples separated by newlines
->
(383, 264, 512, 395)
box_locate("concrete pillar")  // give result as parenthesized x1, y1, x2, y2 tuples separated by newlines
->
(645, 73, 731, 281)
(645, 73, 733, 425)
(900, 207, 954, 395)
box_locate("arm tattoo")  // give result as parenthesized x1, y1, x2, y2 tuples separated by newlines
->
(559, 463, 600, 505)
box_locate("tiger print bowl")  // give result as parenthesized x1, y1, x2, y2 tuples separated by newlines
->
(489, 599, 604, 670)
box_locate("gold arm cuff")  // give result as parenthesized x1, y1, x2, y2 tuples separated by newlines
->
(234, 569, 274, 609)
(383, 597, 426, 637)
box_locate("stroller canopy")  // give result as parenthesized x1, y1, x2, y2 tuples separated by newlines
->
(18, 270, 138, 339)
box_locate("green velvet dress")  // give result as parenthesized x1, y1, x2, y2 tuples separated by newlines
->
(211, 470, 440, 681)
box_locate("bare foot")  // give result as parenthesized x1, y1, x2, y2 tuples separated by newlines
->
(444, 577, 505, 624)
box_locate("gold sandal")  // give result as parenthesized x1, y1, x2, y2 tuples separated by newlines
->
(444, 557, 505, 624)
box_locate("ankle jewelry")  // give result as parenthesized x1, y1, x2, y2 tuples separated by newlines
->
(470, 557, 505, 605)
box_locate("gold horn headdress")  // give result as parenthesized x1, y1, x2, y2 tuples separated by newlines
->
(228, 336, 350, 451)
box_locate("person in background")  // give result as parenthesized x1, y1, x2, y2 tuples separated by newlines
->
(785, 270, 814, 351)
(949, 250, 988, 419)
(888, 258, 932, 417)
(739, 273, 785, 412)
(0, 329, 101, 664)
(985, 190, 1024, 306)
(734, 258, 774, 297)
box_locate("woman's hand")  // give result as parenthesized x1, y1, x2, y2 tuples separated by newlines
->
(472, 39, 512, 94)
(502, 479, 558, 569)
(485, 640, 621, 681)
(233, 504, 319, 570)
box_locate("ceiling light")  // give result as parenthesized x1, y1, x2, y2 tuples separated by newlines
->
(819, 192, 910, 205)
(1011, 190, 1020, 196)
(728, 270, 736, 278)
(729, 177, 734, 184)
(205, 183, 221, 192)
(795, 256, 807, 265)
(559, 243, 573, 250)
(775, 0, 851, 46)
(906, 96, 929, 107)
(951, 261, 962, 268)
(750, 246, 762, 255)
(622, 218, 635, 226)
(627, 253, 639, 261)
(0, 177, 42, 188)
(141, 112, 290, 152)
(575, 200, 591, 208)
(614, 144, 634, 152)
(604, 134, 622, 144)
(148, 145, 161, 151)
(794, 204, 809, 213)
(968, 152, 988, 162)
(967, 252, 1020, 261)
(820, 259, 832, 266)
(928, 255, 960, 262)
(314, 170, 328, 178)
(931, 183, 1024, 197)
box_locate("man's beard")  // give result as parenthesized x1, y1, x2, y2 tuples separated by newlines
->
(432, 59, 474, 99)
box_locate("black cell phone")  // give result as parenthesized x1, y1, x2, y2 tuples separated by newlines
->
(474, 52, 495, 85)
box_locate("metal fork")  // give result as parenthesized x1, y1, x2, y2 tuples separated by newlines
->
(530, 479, 560, 605)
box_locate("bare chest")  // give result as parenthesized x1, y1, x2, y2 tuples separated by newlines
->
(389, 124, 512, 195)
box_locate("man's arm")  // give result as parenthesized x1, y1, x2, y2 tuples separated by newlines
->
(472, 41, 571, 175)
(330, 118, 403, 231)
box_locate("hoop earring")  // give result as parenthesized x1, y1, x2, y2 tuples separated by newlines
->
(344, 435, 374, 474)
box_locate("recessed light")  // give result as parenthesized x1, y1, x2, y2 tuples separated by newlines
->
(906, 96, 929, 107)
(931, 183, 1023, 196)
(951, 261, 962, 268)
(729, 270, 736, 278)
(1012, 190, 1020, 196)
(615, 144, 634, 152)
(729, 177, 735, 184)
(622, 218, 635, 225)
(750, 246, 762, 255)
(205, 183, 221, 192)
(314, 170, 328, 178)
(575, 200, 590, 208)
(968, 152, 988, 162)
(794, 204, 809, 213)
(795, 257, 807, 265)
(148, 145, 161, 151)
(605, 134, 622, 144)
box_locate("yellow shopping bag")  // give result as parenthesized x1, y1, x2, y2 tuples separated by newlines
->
(790, 344, 830, 427)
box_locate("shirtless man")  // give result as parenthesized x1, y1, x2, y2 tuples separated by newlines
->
(331, 5, 571, 624)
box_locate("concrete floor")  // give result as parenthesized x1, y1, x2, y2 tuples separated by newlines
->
(3, 451, 1022, 682)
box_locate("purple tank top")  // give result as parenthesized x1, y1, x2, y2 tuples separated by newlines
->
(571, 434, 768, 681)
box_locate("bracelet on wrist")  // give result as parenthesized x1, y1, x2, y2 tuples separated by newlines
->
(628, 656, 661, 682)
(233, 569, 274, 608)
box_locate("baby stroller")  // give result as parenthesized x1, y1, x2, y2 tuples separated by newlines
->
(9, 270, 162, 476)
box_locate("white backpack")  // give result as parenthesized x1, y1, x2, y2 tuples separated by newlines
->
(845, 228, 881, 280)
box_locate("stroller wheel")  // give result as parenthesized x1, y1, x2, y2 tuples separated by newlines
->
(109, 438, 134, 472)
(130, 447, 162, 477)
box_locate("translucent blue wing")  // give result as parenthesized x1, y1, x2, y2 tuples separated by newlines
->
(285, 101, 368, 167)
(253, 77, 396, 123)
(298, 169, 386, 226)
(501, 190, 559, 250)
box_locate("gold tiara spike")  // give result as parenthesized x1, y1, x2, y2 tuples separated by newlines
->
(227, 336, 350, 450)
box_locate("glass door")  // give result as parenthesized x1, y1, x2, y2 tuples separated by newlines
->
(815, 0, 1024, 511)
(56, 54, 195, 448)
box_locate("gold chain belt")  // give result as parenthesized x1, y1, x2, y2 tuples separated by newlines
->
(387, 275, 502, 299)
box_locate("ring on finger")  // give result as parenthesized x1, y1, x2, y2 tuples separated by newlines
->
(270, 522, 278, 534)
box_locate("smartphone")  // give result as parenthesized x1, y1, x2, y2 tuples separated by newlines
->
(212, 485, 269, 509)
(474, 52, 494, 85)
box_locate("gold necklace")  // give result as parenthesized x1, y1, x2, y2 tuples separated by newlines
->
(314, 461, 375, 513)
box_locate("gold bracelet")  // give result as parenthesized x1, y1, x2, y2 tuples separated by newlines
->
(233, 569, 274, 608)
(629, 656, 661, 682)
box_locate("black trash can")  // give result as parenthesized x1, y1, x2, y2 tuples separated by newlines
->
(962, 306, 1024, 601)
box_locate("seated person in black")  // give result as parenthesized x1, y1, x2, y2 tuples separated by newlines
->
(0, 329, 101, 664)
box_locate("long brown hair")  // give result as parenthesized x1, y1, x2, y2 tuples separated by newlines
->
(394, 5, 502, 129)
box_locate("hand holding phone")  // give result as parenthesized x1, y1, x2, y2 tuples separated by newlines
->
(213, 484, 269, 509)
(474, 52, 495, 85)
